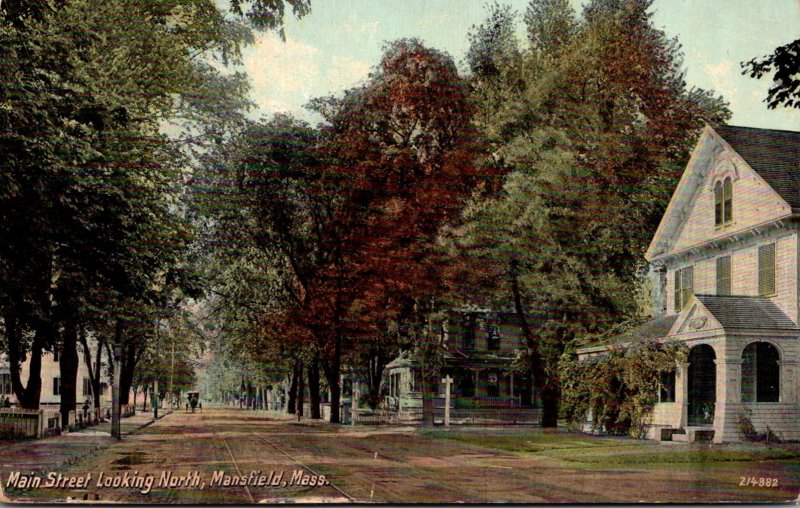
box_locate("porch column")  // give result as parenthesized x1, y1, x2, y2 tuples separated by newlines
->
(712, 358, 741, 443)
(677, 362, 689, 428)
(779, 361, 797, 403)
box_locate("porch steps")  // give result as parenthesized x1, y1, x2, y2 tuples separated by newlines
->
(660, 428, 687, 442)
(659, 427, 714, 443)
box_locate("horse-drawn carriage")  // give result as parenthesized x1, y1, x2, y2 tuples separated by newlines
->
(187, 391, 201, 412)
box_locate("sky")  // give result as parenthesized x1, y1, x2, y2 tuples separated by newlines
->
(238, 0, 800, 131)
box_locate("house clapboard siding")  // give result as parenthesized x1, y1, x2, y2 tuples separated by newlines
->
(580, 125, 800, 443)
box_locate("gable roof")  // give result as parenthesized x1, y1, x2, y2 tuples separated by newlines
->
(714, 125, 800, 209)
(646, 124, 800, 261)
(694, 294, 798, 330)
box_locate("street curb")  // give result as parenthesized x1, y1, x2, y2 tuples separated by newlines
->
(123, 409, 174, 435)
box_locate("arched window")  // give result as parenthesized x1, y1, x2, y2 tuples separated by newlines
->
(714, 178, 733, 227)
(741, 342, 780, 402)
(723, 177, 732, 224)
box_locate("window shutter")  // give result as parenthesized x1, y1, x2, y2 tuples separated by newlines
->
(716, 256, 731, 295)
(758, 244, 776, 296)
(674, 270, 681, 312)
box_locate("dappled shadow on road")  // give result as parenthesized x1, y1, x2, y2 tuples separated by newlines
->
(3, 407, 800, 503)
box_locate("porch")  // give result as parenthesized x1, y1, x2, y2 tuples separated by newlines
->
(648, 334, 800, 443)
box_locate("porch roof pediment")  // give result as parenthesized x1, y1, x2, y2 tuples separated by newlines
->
(669, 294, 798, 337)
(669, 299, 723, 336)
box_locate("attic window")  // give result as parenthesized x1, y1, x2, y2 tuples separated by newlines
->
(714, 177, 733, 227)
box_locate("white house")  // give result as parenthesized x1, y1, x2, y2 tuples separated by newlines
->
(578, 125, 800, 443)
(0, 337, 112, 409)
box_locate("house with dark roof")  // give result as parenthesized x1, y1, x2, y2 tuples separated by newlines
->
(577, 124, 800, 443)
(382, 309, 539, 424)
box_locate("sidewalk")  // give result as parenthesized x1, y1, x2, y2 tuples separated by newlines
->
(75, 407, 172, 437)
(0, 409, 173, 476)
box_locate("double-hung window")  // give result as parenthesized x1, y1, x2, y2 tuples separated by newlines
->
(674, 266, 694, 312)
(714, 177, 733, 227)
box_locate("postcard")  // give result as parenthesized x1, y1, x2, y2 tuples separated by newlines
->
(0, 0, 798, 504)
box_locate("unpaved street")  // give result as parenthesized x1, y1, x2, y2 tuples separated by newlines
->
(1, 407, 799, 503)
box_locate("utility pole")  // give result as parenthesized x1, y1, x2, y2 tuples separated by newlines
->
(169, 338, 174, 410)
(154, 320, 160, 420)
(442, 375, 452, 427)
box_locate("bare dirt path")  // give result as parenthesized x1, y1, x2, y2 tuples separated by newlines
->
(1, 406, 798, 503)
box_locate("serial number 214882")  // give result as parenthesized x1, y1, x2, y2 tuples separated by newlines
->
(739, 477, 779, 488)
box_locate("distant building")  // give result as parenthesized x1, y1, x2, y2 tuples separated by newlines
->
(0, 337, 112, 409)
(578, 125, 800, 443)
(383, 309, 539, 423)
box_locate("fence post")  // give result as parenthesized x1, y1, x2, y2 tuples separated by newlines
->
(442, 375, 452, 427)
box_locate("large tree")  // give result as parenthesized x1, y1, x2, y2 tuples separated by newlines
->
(204, 39, 488, 422)
(0, 0, 309, 414)
(448, 0, 730, 427)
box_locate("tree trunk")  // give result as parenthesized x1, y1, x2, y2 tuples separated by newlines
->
(308, 353, 321, 419)
(510, 259, 558, 427)
(7, 305, 48, 409)
(296, 360, 305, 417)
(366, 345, 390, 409)
(320, 331, 342, 423)
(93, 337, 104, 408)
(119, 338, 137, 406)
(420, 364, 434, 425)
(328, 375, 340, 423)
(287, 367, 298, 414)
(59, 316, 79, 428)
(420, 305, 437, 426)
(143, 385, 149, 411)
(78, 324, 104, 409)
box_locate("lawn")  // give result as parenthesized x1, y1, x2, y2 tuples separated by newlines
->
(420, 427, 800, 466)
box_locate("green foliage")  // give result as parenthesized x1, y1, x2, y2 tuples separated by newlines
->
(738, 410, 783, 443)
(742, 38, 800, 109)
(559, 340, 686, 437)
(446, 0, 731, 425)
(524, 0, 577, 58)
(198, 39, 486, 419)
(0, 0, 309, 407)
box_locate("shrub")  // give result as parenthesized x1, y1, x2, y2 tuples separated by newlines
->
(739, 411, 784, 443)
(559, 340, 687, 437)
